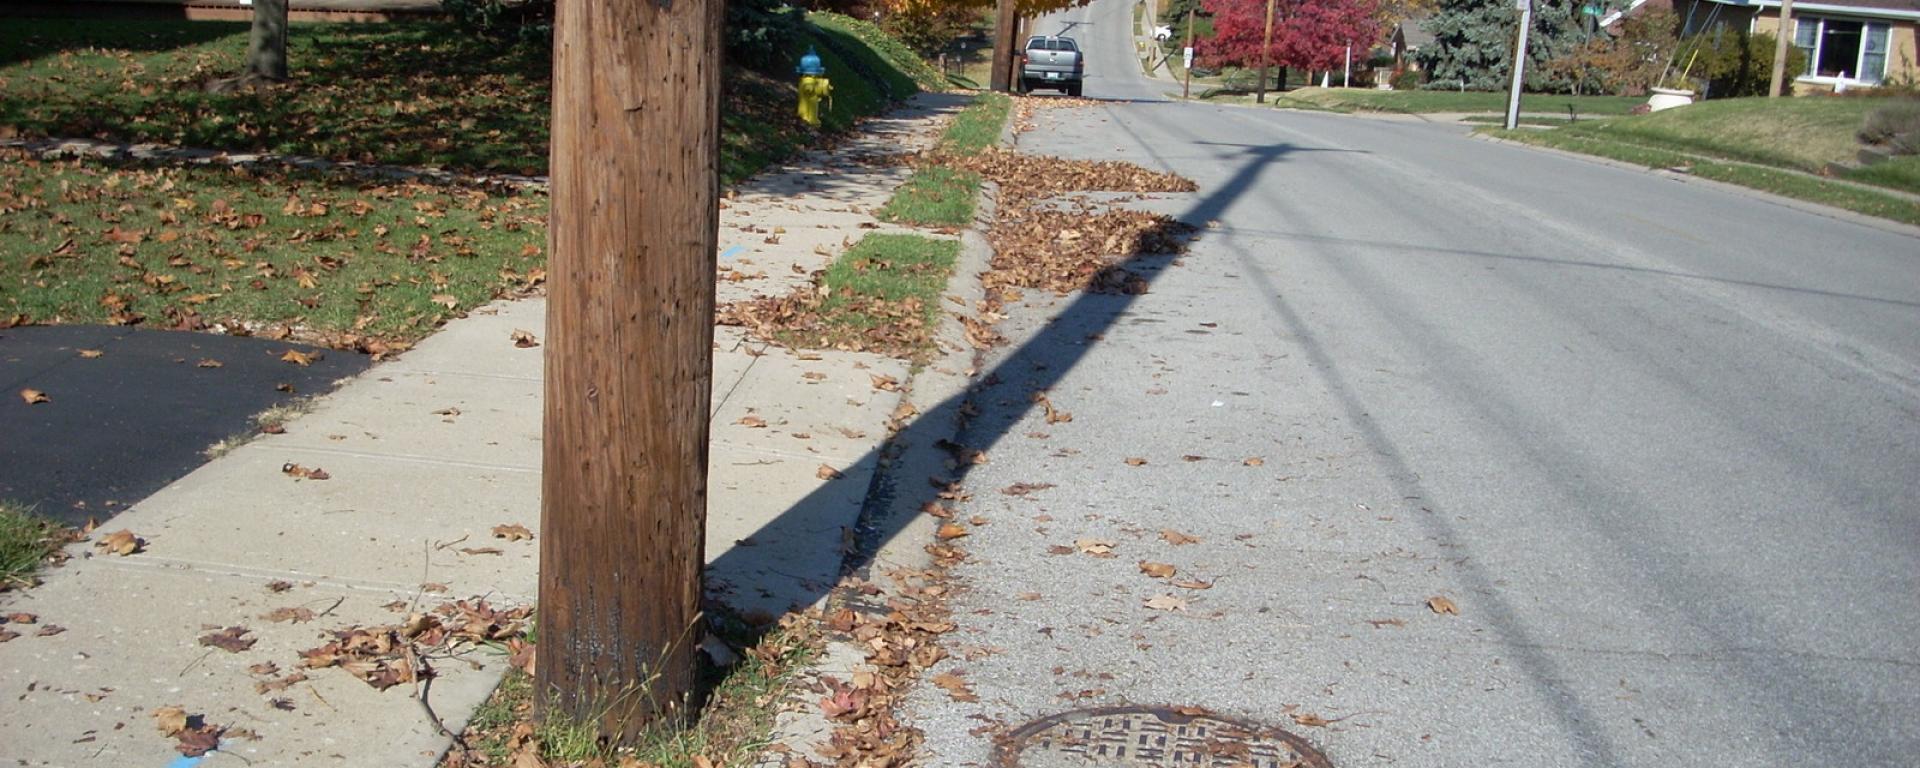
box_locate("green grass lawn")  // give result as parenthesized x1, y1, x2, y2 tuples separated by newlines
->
(1539, 96, 1920, 194)
(0, 150, 546, 345)
(1268, 86, 1644, 117)
(815, 234, 960, 337)
(879, 92, 1009, 227)
(1492, 128, 1920, 226)
(0, 15, 933, 183)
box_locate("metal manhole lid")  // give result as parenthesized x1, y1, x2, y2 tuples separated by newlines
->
(995, 705, 1332, 768)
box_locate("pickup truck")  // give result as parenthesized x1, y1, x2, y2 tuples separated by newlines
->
(1020, 36, 1084, 96)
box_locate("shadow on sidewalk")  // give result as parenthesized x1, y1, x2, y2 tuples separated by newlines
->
(707, 137, 1298, 611)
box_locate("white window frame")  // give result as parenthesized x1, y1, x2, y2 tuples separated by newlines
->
(1790, 15, 1892, 85)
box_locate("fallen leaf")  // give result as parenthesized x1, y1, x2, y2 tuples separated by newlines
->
(78, 349, 104, 359)
(152, 706, 189, 736)
(261, 607, 316, 624)
(36, 624, 65, 636)
(1243, 457, 1265, 466)
(1000, 482, 1056, 496)
(1292, 713, 1330, 727)
(936, 523, 969, 540)
(5, 612, 36, 624)
(459, 547, 504, 556)
(280, 349, 313, 366)
(1137, 561, 1176, 578)
(931, 671, 978, 702)
(869, 374, 899, 391)
(1181, 454, 1206, 462)
(1073, 538, 1116, 557)
(1124, 457, 1147, 466)
(281, 463, 330, 481)
(816, 464, 844, 480)
(1171, 579, 1214, 590)
(492, 524, 534, 542)
(198, 626, 256, 653)
(265, 580, 294, 593)
(196, 359, 223, 369)
(94, 529, 142, 555)
(430, 294, 459, 309)
(735, 414, 767, 428)
(509, 329, 539, 348)
(174, 722, 223, 757)
(1143, 595, 1187, 611)
(19, 389, 49, 405)
(1428, 596, 1459, 615)
(1160, 529, 1202, 546)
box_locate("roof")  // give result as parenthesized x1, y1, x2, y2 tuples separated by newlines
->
(1702, 0, 1920, 18)
(1395, 18, 1435, 48)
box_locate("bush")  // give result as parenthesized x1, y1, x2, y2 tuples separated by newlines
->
(1860, 99, 1920, 155)
(1546, 8, 1678, 96)
(439, 0, 802, 72)
(440, 0, 551, 46)
(878, 5, 976, 56)
(1693, 29, 1803, 98)
(727, 0, 805, 70)
(1391, 68, 1421, 90)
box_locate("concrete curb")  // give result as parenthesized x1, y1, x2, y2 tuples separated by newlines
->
(751, 106, 1006, 768)
(1475, 132, 1920, 240)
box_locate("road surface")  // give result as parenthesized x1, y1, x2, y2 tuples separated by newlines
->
(902, 2, 1920, 765)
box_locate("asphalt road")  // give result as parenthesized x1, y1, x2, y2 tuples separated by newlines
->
(0, 326, 364, 526)
(902, 2, 1920, 765)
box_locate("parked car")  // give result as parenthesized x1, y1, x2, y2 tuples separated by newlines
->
(1021, 35, 1084, 96)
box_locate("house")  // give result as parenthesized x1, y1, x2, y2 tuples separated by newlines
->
(1391, 15, 1435, 70)
(1667, 0, 1920, 88)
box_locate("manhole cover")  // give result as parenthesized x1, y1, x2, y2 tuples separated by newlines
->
(996, 705, 1332, 768)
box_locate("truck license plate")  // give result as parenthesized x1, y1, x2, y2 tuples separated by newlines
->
(1046, 72, 1058, 79)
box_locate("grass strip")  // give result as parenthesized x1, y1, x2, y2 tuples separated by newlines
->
(1490, 128, 1920, 227)
(1264, 87, 1642, 117)
(877, 166, 982, 227)
(811, 234, 960, 345)
(0, 502, 68, 590)
(454, 616, 818, 768)
(878, 92, 1010, 227)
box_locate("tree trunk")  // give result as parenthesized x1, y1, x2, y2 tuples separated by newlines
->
(245, 0, 289, 80)
(536, 0, 722, 742)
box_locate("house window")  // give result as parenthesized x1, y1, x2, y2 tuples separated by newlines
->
(1794, 17, 1891, 84)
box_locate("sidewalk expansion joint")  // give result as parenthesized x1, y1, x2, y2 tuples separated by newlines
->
(258, 444, 539, 473)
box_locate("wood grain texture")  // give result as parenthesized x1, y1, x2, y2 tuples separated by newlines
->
(536, 0, 722, 739)
(991, 0, 1017, 92)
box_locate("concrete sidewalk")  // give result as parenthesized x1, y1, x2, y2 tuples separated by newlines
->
(0, 93, 968, 766)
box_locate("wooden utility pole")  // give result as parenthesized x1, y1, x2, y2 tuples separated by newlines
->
(537, 0, 721, 743)
(1181, 5, 1195, 99)
(1257, 0, 1276, 103)
(991, 0, 1019, 92)
(1769, 0, 1796, 97)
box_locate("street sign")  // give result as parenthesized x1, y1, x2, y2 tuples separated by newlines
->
(1183, 47, 1194, 69)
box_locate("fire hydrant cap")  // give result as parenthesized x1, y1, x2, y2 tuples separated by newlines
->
(797, 47, 826, 76)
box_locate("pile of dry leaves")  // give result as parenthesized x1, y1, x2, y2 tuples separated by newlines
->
(802, 497, 970, 768)
(716, 146, 1195, 358)
(297, 599, 533, 692)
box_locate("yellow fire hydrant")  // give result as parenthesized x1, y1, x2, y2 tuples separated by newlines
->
(797, 47, 831, 127)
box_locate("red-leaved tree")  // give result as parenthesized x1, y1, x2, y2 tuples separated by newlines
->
(1199, 0, 1382, 73)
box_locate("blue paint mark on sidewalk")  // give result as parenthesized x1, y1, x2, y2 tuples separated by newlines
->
(168, 754, 205, 768)
(720, 245, 746, 260)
